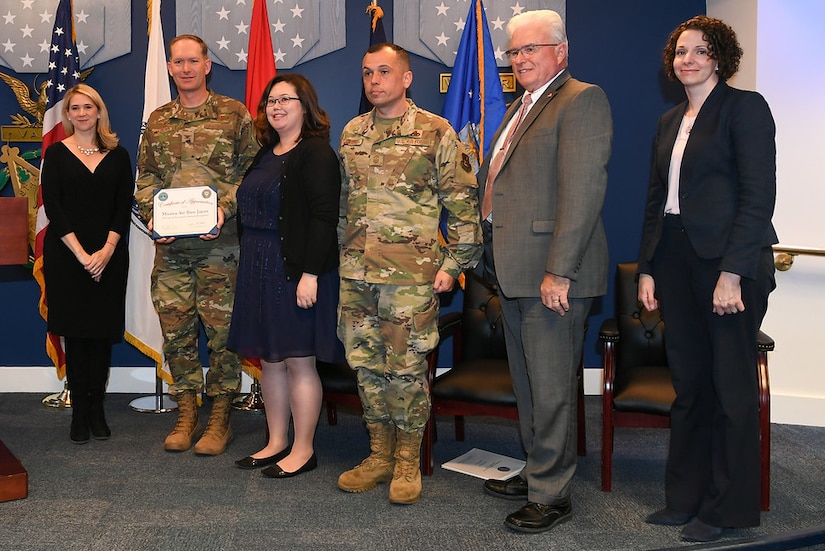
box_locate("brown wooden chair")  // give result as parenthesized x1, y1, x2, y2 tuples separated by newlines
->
(422, 271, 587, 476)
(600, 261, 774, 511)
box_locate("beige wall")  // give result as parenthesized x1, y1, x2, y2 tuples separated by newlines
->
(708, 0, 825, 427)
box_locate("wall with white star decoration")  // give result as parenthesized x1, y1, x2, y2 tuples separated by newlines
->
(0, 0, 131, 73)
(177, 0, 345, 70)
(396, 0, 565, 68)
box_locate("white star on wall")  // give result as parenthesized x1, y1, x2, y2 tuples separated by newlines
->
(39, 10, 51, 24)
(77, 41, 88, 54)
(491, 17, 505, 30)
(21, 53, 34, 67)
(435, 2, 449, 17)
(290, 4, 304, 18)
(21, 24, 34, 38)
(21, 0, 34, 9)
(511, 3, 525, 16)
(2, 39, 15, 52)
(274, 49, 286, 62)
(435, 32, 449, 46)
(3, 11, 16, 24)
(272, 19, 285, 33)
(235, 48, 247, 62)
(291, 33, 304, 48)
(453, 17, 465, 32)
(75, 10, 89, 24)
(216, 36, 230, 50)
(235, 20, 248, 34)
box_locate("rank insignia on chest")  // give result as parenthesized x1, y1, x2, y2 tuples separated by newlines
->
(370, 153, 383, 166)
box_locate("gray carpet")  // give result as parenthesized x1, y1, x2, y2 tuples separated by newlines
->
(1, 393, 824, 551)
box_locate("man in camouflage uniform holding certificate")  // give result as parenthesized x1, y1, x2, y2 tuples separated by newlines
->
(337, 43, 482, 504)
(135, 35, 258, 456)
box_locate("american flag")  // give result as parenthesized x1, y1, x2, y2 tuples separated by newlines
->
(33, 0, 81, 380)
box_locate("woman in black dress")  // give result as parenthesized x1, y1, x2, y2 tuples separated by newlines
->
(228, 74, 342, 477)
(41, 84, 133, 444)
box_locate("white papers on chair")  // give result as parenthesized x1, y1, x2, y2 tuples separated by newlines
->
(441, 448, 525, 480)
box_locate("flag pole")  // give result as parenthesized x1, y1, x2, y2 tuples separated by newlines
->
(233, 0, 274, 413)
(127, 0, 177, 414)
(42, 381, 71, 409)
(130, 376, 177, 413)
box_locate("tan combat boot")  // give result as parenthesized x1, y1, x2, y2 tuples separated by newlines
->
(193, 395, 234, 455)
(388, 429, 424, 504)
(164, 391, 201, 452)
(338, 422, 396, 492)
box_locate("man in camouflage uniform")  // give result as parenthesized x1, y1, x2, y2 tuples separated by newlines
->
(135, 35, 258, 456)
(337, 43, 482, 504)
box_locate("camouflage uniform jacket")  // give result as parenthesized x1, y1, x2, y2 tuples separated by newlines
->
(135, 91, 259, 244)
(338, 99, 481, 285)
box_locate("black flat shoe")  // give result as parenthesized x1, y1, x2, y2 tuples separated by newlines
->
(235, 446, 291, 469)
(261, 454, 318, 478)
(645, 508, 693, 526)
(484, 475, 528, 500)
(504, 501, 572, 534)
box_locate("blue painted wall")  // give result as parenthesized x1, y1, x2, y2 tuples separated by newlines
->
(0, 0, 704, 371)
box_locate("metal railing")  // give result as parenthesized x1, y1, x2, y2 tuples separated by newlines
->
(773, 245, 825, 271)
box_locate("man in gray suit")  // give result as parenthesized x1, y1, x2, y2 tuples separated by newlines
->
(477, 10, 612, 533)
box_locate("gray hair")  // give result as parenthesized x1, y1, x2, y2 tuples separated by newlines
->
(506, 10, 568, 46)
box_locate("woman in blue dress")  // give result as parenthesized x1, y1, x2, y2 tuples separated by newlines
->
(228, 74, 342, 477)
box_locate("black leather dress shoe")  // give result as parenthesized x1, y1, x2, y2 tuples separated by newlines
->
(262, 454, 318, 478)
(681, 518, 726, 542)
(504, 501, 572, 533)
(235, 446, 291, 469)
(645, 507, 693, 526)
(483, 475, 528, 500)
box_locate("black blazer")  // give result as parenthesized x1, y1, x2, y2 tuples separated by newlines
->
(243, 135, 341, 279)
(638, 81, 778, 281)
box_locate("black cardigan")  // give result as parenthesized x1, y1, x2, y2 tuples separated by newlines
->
(242, 135, 341, 279)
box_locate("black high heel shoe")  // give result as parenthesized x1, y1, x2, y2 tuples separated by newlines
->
(235, 446, 291, 469)
(261, 453, 317, 478)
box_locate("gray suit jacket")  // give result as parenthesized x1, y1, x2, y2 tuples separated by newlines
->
(478, 70, 613, 299)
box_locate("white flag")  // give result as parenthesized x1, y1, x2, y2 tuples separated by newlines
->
(124, 0, 172, 383)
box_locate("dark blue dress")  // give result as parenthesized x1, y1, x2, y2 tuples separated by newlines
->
(228, 150, 342, 362)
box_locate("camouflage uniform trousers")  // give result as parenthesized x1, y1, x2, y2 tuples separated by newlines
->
(337, 278, 440, 433)
(151, 240, 241, 397)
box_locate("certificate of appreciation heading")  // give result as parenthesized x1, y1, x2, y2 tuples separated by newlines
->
(152, 186, 218, 239)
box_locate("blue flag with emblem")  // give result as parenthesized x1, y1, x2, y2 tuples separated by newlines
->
(442, 0, 506, 168)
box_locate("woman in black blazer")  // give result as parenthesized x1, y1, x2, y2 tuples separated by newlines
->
(637, 16, 777, 543)
(228, 74, 343, 478)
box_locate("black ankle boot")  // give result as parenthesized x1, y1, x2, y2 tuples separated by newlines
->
(70, 404, 90, 444)
(89, 398, 111, 440)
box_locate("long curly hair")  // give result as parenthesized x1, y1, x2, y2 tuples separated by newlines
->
(663, 15, 742, 81)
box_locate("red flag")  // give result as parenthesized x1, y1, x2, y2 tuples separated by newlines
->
(245, 0, 276, 117)
(33, 0, 81, 380)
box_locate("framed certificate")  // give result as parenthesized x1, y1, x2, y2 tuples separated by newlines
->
(152, 186, 218, 239)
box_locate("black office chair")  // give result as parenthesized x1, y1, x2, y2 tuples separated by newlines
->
(316, 361, 361, 425)
(600, 261, 774, 511)
(423, 271, 586, 476)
